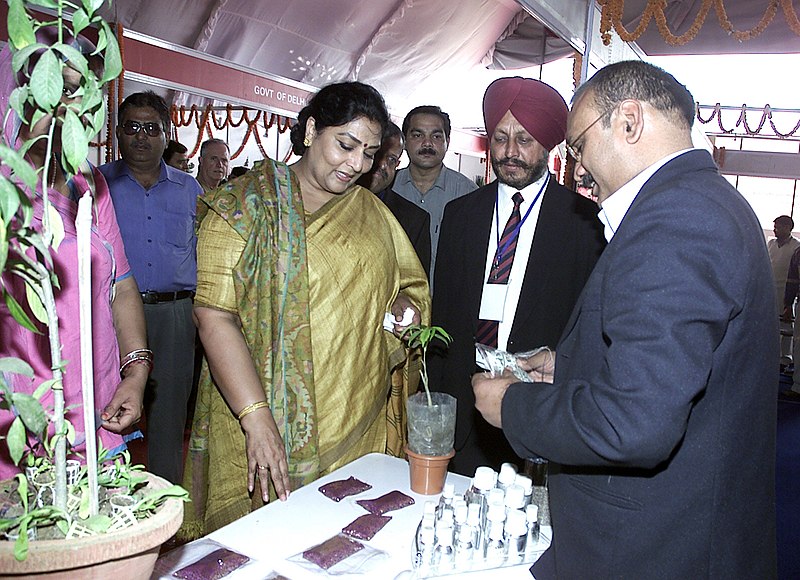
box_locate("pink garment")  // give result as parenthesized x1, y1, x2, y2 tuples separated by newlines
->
(0, 45, 133, 478)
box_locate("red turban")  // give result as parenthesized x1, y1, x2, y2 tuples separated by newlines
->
(483, 77, 568, 151)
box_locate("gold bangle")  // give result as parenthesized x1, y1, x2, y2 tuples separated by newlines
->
(237, 401, 269, 421)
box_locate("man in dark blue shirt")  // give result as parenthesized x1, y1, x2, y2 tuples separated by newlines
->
(99, 91, 202, 484)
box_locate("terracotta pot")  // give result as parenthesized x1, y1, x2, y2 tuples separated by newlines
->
(0, 472, 183, 580)
(405, 445, 455, 495)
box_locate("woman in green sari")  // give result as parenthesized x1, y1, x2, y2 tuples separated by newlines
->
(181, 82, 430, 537)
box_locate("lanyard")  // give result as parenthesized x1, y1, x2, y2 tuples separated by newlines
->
(494, 173, 549, 262)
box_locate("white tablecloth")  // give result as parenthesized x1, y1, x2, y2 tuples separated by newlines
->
(153, 453, 549, 579)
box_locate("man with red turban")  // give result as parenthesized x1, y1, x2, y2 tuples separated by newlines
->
(429, 77, 606, 476)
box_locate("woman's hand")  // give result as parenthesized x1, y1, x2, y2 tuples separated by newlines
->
(101, 366, 146, 432)
(240, 407, 291, 501)
(390, 293, 421, 337)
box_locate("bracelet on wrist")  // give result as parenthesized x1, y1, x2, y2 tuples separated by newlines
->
(237, 401, 270, 421)
(120, 348, 154, 378)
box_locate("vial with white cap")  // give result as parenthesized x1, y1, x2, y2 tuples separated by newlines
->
(497, 462, 518, 491)
(504, 509, 529, 565)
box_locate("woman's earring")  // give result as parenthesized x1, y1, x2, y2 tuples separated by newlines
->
(303, 136, 311, 147)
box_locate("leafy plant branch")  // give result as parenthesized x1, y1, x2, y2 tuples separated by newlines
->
(401, 324, 452, 406)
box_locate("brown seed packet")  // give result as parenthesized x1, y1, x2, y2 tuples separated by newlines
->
(318, 476, 372, 502)
(355, 490, 415, 515)
(172, 547, 250, 579)
(341, 513, 391, 541)
(302, 534, 364, 569)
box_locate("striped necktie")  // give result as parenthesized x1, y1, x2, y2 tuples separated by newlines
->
(475, 192, 524, 348)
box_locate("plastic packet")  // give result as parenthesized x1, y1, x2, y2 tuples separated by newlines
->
(302, 534, 365, 569)
(356, 490, 414, 515)
(172, 547, 250, 579)
(151, 539, 266, 580)
(341, 513, 391, 541)
(318, 476, 372, 502)
(289, 533, 389, 576)
(475, 344, 553, 382)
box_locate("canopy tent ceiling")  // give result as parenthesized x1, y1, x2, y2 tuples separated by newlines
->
(99, 0, 800, 118)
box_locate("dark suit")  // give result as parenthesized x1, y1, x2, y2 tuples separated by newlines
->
(431, 177, 605, 476)
(503, 151, 777, 578)
(377, 188, 431, 275)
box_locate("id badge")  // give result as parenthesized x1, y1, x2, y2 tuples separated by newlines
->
(478, 283, 508, 321)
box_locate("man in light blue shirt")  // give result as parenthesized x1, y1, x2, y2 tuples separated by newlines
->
(99, 91, 202, 484)
(394, 105, 477, 284)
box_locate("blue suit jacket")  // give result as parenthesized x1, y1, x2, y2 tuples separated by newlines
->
(503, 150, 777, 578)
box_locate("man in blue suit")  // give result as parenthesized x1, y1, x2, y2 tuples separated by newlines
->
(473, 60, 777, 578)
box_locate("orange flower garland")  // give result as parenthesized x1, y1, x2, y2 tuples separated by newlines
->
(170, 104, 293, 162)
(599, 0, 800, 46)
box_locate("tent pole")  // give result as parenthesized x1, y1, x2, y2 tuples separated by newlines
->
(580, 1, 596, 84)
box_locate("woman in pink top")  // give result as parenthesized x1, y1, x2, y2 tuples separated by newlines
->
(0, 37, 148, 479)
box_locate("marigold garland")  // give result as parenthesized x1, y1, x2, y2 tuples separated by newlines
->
(696, 104, 800, 138)
(169, 104, 293, 162)
(599, 0, 800, 46)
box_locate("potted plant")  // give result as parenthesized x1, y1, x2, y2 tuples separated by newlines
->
(401, 325, 456, 494)
(0, 0, 186, 576)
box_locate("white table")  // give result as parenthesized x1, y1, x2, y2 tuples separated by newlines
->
(153, 453, 549, 579)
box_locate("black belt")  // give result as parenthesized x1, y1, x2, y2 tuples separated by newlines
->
(140, 290, 195, 304)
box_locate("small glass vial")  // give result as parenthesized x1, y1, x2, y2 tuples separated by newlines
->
(454, 525, 474, 571)
(433, 524, 455, 573)
(483, 504, 507, 565)
(515, 474, 533, 507)
(454, 502, 468, 537)
(504, 509, 528, 565)
(437, 482, 455, 520)
(466, 501, 483, 550)
(415, 522, 436, 573)
(497, 462, 518, 491)
(504, 484, 525, 518)
(524, 503, 541, 560)
(488, 487, 505, 510)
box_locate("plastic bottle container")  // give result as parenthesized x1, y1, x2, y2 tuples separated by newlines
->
(483, 504, 507, 565)
(524, 503, 541, 560)
(497, 462, 518, 492)
(433, 524, 455, 573)
(504, 509, 528, 565)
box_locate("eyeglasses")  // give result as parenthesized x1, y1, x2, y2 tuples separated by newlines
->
(565, 108, 612, 162)
(122, 120, 163, 137)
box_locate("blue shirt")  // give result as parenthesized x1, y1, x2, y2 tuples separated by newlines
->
(393, 165, 477, 280)
(99, 159, 202, 293)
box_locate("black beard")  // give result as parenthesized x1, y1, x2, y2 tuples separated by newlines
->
(492, 153, 549, 190)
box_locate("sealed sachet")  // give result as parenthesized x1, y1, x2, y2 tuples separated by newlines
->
(302, 534, 365, 569)
(342, 513, 391, 540)
(172, 547, 250, 579)
(318, 476, 372, 502)
(356, 490, 414, 515)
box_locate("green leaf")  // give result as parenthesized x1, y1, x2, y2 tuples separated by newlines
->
(3, 291, 39, 333)
(10, 43, 45, 75)
(78, 485, 90, 519)
(7, 0, 36, 51)
(94, 22, 109, 53)
(12, 392, 48, 436)
(61, 109, 89, 174)
(0, 179, 22, 223)
(8, 86, 31, 121)
(13, 520, 29, 561)
(7, 416, 26, 466)
(24, 280, 47, 325)
(32, 378, 58, 400)
(53, 44, 89, 78)
(71, 8, 90, 38)
(83, 0, 106, 16)
(0, 357, 34, 378)
(30, 49, 63, 111)
(100, 26, 122, 83)
(0, 144, 38, 189)
(82, 513, 112, 533)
